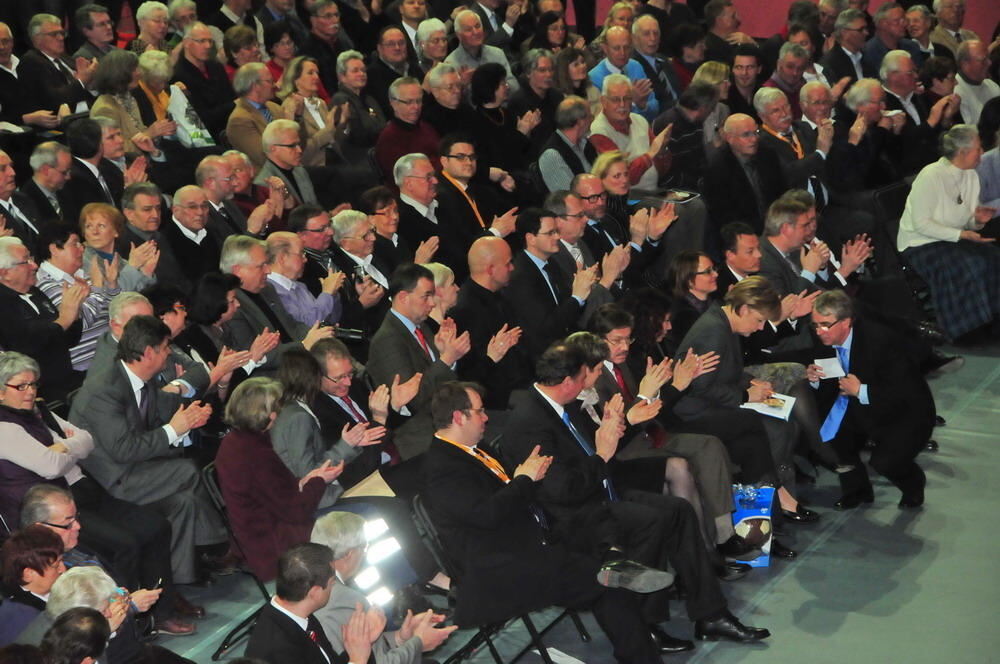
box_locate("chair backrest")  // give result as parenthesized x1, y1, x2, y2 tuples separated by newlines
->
(411, 494, 464, 582)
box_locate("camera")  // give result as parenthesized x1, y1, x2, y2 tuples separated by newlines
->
(333, 327, 365, 342)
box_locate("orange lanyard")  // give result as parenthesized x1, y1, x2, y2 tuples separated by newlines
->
(440, 172, 487, 229)
(437, 435, 510, 483)
(761, 125, 804, 159)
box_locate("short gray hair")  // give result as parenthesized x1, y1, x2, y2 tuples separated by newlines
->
(109, 291, 151, 323)
(311, 511, 365, 560)
(331, 210, 369, 243)
(907, 4, 933, 18)
(417, 18, 446, 45)
(940, 123, 979, 159)
(0, 351, 40, 386)
(843, 78, 881, 111)
(336, 49, 364, 76)
(222, 149, 253, 170)
(813, 288, 854, 320)
(220, 234, 266, 274)
(880, 49, 912, 79)
(389, 76, 421, 101)
(753, 87, 788, 116)
(455, 9, 482, 32)
(262, 119, 300, 152)
(800, 79, 831, 105)
(0, 237, 26, 269)
(46, 566, 118, 618)
(135, 1, 168, 24)
(20, 484, 72, 528)
(93, 115, 120, 131)
(122, 182, 160, 209)
(555, 95, 589, 129)
(834, 8, 866, 35)
(138, 49, 171, 82)
(601, 73, 631, 95)
(777, 41, 808, 63)
(523, 48, 554, 75)
(427, 62, 458, 88)
(632, 13, 659, 36)
(393, 153, 429, 186)
(873, 1, 902, 24)
(29, 142, 71, 172)
(28, 14, 61, 39)
(233, 62, 267, 97)
(167, 0, 196, 19)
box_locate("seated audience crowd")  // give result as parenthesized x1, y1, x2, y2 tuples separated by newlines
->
(0, 0, 997, 661)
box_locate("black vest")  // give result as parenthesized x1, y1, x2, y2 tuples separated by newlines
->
(541, 132, 598, 176)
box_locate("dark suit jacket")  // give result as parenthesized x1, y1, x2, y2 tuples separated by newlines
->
(634, 52, 681, 111)
(170, 56, 235, 140)
(17, 49, 94, 113)
(758, 124, 828, 192)
(819, 44, 877, 87)
(17, 180, 70, 230)
(327, 245, 392, 339)
(827, 113, 900, 194)
(0, 192, 43, 256)
(372, 233, 415, 274)
(160, 219, 223, 286)
(703, 144, 786, 235)
(63, 157, 124, 227)
(396, 198, 464, 270)
(502, 251, 583, 362)
(365, 311, 458, 458)
(364, 57, 408, 121)
(882, 90, 940, 176)
(757, 235, 818, 297)
(206, 199, 248, 245)
(0, 284, 82, 401)
(301, 33, 343, 98)
(221, 286, 308, 369)
(246, 603, 346, 664)
(433, 176, 499, 281)
(0, 68, 27, 124)
(672, 304, 751, 419)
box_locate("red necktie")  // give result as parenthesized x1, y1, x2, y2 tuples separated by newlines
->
(343, 397, 401, 465)
(343, 398, 367, 423)
(613, 366, 634, 403)
(414, 327, 432, 358)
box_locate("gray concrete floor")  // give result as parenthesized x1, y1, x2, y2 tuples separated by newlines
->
(160, 343, 1000, 663)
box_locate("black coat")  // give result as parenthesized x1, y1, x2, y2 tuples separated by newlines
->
(245, 603, 346, 664)
(17, 180, 70, 230)
(501, 250, 582, 362)
(63, 157, 124, 227)
(17, 49, 94, 113)
(819, 44, 877, 87)
(0, 192, 43, 256)
(170, 56, 235, 140)
(160, 218, 223, 286)
(702, 144, 786, 235)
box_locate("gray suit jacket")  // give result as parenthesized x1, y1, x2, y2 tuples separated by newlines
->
(254, 159, 318, 207)
(757, 235, 817, 297)
(89, 331, 210, 395)
(673, 304, 750, 419)
(365, 311, 457, 459)
(270, 401, 359, 509)
(221, 286, 310, 368)
(70, 361, 185, 491)
(315, 581, 421, 664)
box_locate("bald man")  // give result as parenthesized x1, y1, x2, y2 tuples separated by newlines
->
(161, 185, 223, 286)
(588, 26, 659, 122)
(449, 236, 533, 408)
(703, 114, 786, 236)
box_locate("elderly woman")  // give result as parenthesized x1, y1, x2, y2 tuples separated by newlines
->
(277, 56, 349, 168)
(223, 24, 261, 81)
(166, 0, 200, 48)
(554, 47, 601, 115)
(132, 50, 173, 126)
(898, 124, 1000, 341)
(215, 377, 341, 581)
(81, 205, 158, 294)
(90, 50, 176, 159)
(0, 354, 93, 531)
(0, 526, 65, 613)
(330, 50, 387, 167)
(263, 20, 301, 92)
(424, 262, 458, 331)
(415, 18, 449, 75)
(128, 1, 170, 54)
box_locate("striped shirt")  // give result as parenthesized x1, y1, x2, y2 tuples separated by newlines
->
(36, 262, 119, 371)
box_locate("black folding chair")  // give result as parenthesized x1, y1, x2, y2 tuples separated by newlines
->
(410, 495, 591, 664)
(872, 181, 935, 318)
(201, 462, 271, 660)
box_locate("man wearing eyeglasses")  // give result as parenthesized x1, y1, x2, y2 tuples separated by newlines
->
(819, 9, 877, 87)
(196, 155, 277, 243)
(808, 289, 933, 509)
(171, 22, 236, 141)
(18, 142, 74, 230)
(228, 63, 304, 169)
(374, 78, 441, 186)
(18, 13, 97, 115)
(255, 119, 322, 210)
(72, 4, 120, 61)
(367, 27, 419, 120)
(161, 185, 222, 289)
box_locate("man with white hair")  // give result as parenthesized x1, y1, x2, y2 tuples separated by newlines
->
(421, 62, 481, 139)
(632, 14, 682, 111)
(161, 185, 223, 287)
(171, 22, 236, 140)
(227, 63, 301, 168)
(445, 10, 519, 92)
(394, 153, 467, 270)
(255, 119, 320, 209)
(819, 8, 877, 85)
(954, 40, 1000, 125)
(761, 42, 809, 120)
(374, 77, 442, 183)
(928, 0, 978, 56)
(0, 149, 44, 255)
(19, 142, 73, 229)
(17, 13, 97, 114)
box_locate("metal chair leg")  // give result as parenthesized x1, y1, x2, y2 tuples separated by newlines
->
(567, 609, 592, 642)
(521, 614, 554, 664)
(211, 605, 262, 661)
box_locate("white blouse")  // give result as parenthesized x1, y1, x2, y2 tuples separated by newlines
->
(897, 157, 981, 251)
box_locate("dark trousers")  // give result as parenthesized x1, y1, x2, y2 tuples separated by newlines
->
(829, 405, 928, 497)
(571, 0, 596, 41)
(675, 408, 778, 484)
(72, 477, 177, 619)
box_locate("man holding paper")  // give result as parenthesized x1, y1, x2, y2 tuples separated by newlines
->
(808, 289, 935, 510)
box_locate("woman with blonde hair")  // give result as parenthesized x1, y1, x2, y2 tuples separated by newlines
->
(691, 61, 731, 149)
(277, 55, 350, 168)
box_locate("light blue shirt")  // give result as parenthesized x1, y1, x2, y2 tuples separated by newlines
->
(589, 58, 659, 122)
(835, 329, 870, 405)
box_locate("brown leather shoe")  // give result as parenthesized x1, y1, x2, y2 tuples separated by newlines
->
(156, 617, 197, 636)
(173, 592, 206, 619)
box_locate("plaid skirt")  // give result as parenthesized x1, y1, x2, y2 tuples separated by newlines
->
(904, 240, 1000, 339)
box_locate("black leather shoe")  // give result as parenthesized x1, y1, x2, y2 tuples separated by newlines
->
(770, 539, 797, 559)
(717, 561, 752, 581)
(917, 321, 946, 346)
(925, 439, 939, 452)
(898, 486, 925, 509)
(716, 534, 762, 561)
(779, 505, 820, 523)
(597, 559, 674, 594)
(935, 415, 946, 427)
(650, 625, 695, 653)
(924, 352, 964, 376)
(695, 610, 770, 643)
(834, 489, 875, 510)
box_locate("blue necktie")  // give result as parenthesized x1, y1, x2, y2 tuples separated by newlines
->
(260, 104, 273, 123)
(819, 346, 850, 442)
(561, 411, 618, 501)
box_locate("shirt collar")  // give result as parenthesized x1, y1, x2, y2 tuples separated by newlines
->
(267, 272, 296, 290)
(341, 248, 372, 268)
(269, 597, 310, 631)
(120, 361, 146, 393)
(841, 45, 861, 61)
(523, 249, 548, 272)
(172, 218, 207, 243)
(75, 156, 101, 179)
(38, 261, 81, 284)
(533, 383, 565, 417)
(836, 328, 855, 354)
(400, 193, 437, 220)
(390, 308, 419, 335)
(0, 54, 19, 77)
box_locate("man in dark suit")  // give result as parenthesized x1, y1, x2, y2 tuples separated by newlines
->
(326, 210, 391, 347)
(196, 155, 274, 244)
(0, 150, 44, 256)
(501, 208, 596, 362)
(702, 114, 786, 237)
(395, 154, 465, 269)
(469, 0, 526, 54)
(632, 15, 682, 112)
(206, 0, 264, 43)
(245, 543, 373, 664)
(423, 381, 675, 661)
(114, 183, 188, 293)
(0, 237, 86, 402)
(819, 9, 877, 86)
(170, 23, 235, 141)
(256, 0, 309, 45)
(19, 142, 73, 230)
(702, 0, 754, 65)
(365, 263, 470, 458)
(366, 27, 419, 118)
(808, 289, 934, 509)
(300, 1, 346, 96)
(68, 315, 226, 585)
(503, 344, 772, 646)
(17, 13, 95, 114)
(160, 186, 221, 291)
(63, 119, 125, 228)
